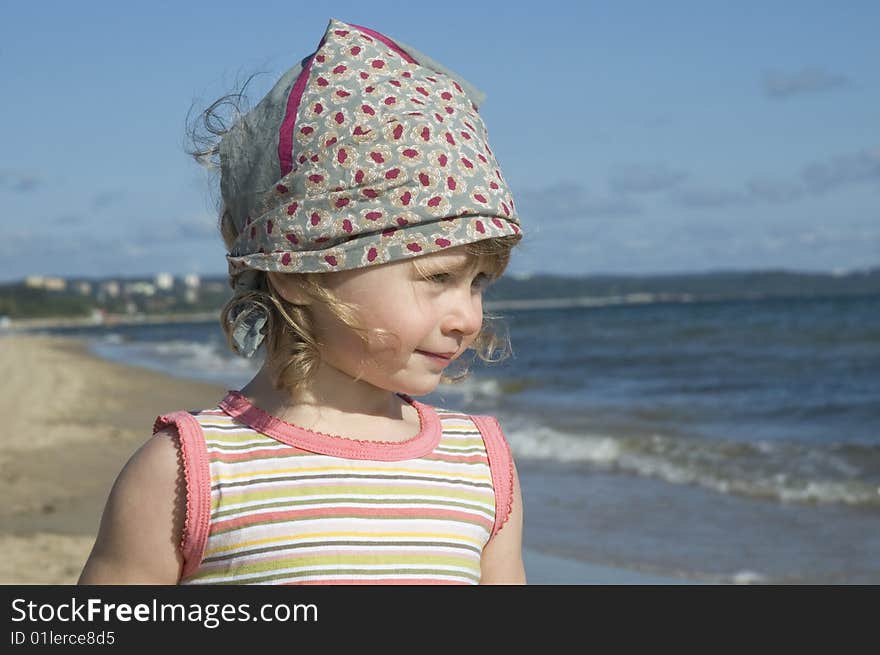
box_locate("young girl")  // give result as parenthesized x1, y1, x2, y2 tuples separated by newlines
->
(79, 17, 525, 585)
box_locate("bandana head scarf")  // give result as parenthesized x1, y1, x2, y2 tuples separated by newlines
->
(220, 17, 523, 356)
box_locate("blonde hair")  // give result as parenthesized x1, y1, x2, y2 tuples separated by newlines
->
(218, 207, 518, 394)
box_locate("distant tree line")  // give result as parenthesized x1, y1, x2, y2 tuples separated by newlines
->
(0, 286, 94, 319)
(1, 267, 878, 319)
(485, 268, 880, 302)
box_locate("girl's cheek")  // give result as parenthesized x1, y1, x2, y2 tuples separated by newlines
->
(363, 323, 404, 357)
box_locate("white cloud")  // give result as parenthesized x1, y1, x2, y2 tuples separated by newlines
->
(608, 164, 687, 194)
(763, 68, 849, 99)
(91, 190, 128, 210)
(517, 181, 642, 219)
(802, 148, 880, 193)
(672, 186, 750, 209)
(746, 177, 804, 204)
(0, 169, 43, 193)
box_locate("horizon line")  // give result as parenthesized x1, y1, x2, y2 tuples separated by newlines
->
(1, 264, 878, 285)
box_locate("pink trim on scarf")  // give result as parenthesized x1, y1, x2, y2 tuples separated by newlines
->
(278, 54, 317, 178)
(278, 24, 418, 177)
(153, 411, 211, 581)
(347, 22, 419, 64)
(471, 415, 514, 539)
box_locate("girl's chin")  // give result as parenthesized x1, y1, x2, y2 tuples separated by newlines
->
(392, 376, 443, 398)
(393, 383, 440, 398)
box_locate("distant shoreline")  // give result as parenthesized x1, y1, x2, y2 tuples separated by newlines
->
(2, 311, 220, 331)
(4, 266, 878, 331)
(4, 290, 879, 331)
(3, 296, 671, 331)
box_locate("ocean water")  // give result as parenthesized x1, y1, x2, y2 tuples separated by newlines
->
(40, 293, 880, 583)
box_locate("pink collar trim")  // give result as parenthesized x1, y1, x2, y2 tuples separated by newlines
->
(217, 390, 441, 461)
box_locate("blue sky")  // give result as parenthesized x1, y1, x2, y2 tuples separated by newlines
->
(1, 0, 878, 281)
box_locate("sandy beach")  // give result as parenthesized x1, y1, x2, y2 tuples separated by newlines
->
(0, 333, 225, 584)
(0, 332, 692, 585)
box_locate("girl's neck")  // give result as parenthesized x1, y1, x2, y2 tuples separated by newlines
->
(238, 361, 415, 439)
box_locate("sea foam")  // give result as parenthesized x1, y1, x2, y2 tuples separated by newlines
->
(503, 420, 880, 507)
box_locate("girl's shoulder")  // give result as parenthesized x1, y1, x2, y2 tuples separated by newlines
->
(77, 424, 185, 583)
(427, 404, 516, 539)
(431, 404, 511, 443)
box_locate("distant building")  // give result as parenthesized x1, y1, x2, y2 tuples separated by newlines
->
(203, 281, 227, 294)
(100, 280, 121, 298)
(125, 282, 156, 296)
(74, 281, 92, 295)
(154, 272, 174, 290)
(24, 276, 67, 291)
(184, 274, 201, 289)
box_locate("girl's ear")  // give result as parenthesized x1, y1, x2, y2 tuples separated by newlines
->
(267, 271, 313, 306)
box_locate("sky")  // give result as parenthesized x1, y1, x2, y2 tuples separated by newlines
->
(1, 0, 878, 282)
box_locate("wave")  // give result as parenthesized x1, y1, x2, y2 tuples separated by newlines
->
(91, 336, 261, 387)
(432, 374, 543, 405)
(504, 421, 880, 508)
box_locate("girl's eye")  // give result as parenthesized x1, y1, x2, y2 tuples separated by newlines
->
(472, 273, 491, 289)
(424, 271, 492, 288)
(427, 272, 452, 283)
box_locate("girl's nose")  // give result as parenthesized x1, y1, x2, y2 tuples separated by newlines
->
(442, 291, 483, 337)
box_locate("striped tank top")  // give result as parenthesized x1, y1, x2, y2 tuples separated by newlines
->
(153, 390, 514, 585)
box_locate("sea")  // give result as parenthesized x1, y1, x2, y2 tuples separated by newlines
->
(37, 293, 880, 584)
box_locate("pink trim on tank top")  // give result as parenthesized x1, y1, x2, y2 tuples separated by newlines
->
(153, 411, 211, 580)
(217, 390, 442, 462)
(289, 579, 469, 585)
(471, 414, 514, 539)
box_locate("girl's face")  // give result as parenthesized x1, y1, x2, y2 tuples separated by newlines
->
(283, 246, 492, 397)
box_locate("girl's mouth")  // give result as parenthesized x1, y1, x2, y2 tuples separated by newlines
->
(416, 350, 454, 364)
